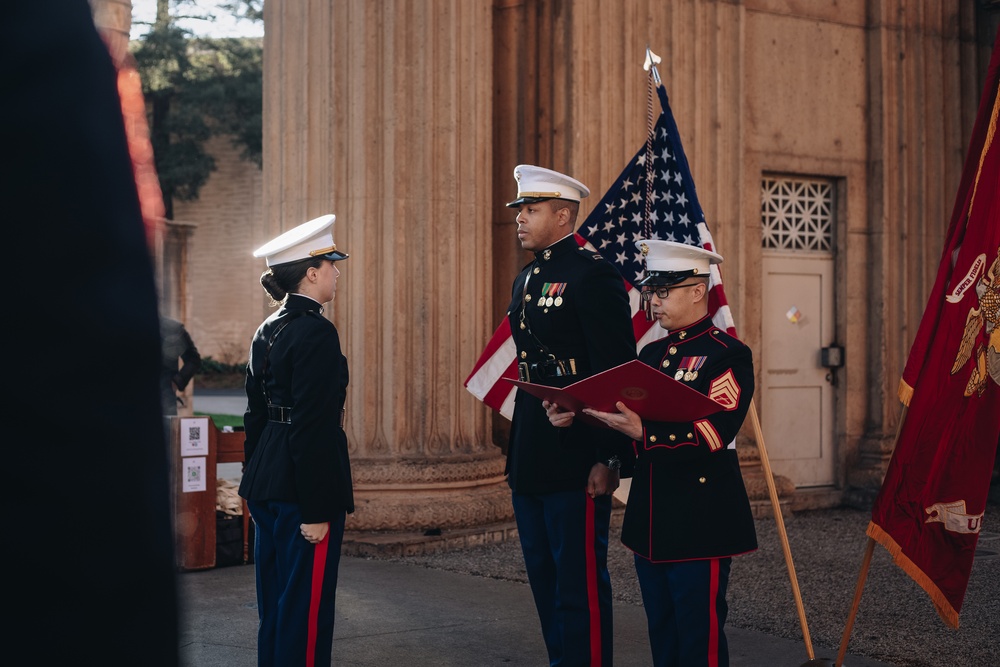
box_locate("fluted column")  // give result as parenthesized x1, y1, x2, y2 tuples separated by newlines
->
(847, 1, 976, 503)
(263, 0, 510, 533)
(89, 0, 133, 66)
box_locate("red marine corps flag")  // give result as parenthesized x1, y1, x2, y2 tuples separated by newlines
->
(865, 30, 1000, 629)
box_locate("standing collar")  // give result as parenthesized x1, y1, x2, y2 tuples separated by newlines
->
(666, 313, 714, 341)
(534, 234, 577, 262)
(284, 293, 324, 313)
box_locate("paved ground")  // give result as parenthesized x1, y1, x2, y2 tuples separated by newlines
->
(188, 390, 1000, 666)
(179, 554, 897, 666)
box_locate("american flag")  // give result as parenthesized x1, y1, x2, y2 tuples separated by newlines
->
(465, 82, 735, 418)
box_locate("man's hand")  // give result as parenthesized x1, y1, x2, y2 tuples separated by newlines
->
(543, 400, 575, 428)
(588, 462, 620, 498)
(300, 521, 330, 544)
(582, 401, 643, 440)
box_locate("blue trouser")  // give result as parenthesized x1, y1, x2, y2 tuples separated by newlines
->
(248, 500, 346, 667)
(512, 490, 614, 666)
(634, 555, 732, 667)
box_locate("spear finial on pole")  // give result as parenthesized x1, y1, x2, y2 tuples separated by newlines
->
(643, 45, 662, 87)
(641, 46, 662, 239)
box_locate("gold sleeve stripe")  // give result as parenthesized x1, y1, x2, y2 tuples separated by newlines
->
(695, 419, 723, 452)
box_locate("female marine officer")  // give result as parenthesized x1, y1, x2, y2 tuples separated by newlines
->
(239, 214, 353, 667)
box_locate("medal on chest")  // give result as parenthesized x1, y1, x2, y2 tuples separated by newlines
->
(674, 356, 707, 382)
(538, 282, 567, 311)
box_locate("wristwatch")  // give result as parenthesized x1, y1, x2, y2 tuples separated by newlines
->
(605, 455, 621, 471)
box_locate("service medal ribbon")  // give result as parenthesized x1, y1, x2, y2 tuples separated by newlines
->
(679, 356, 707, 382)
(538, 283, 549, 307)
(544, 283, 566, 306)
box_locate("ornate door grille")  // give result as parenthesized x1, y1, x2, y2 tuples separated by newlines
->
(761, 176, 834, 252)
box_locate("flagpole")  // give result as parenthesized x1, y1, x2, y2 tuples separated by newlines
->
(834, 537, 876, 667)
(834, 404, 909, 666)
(643, 47, 662, 241)
(748, 397, 820, 664)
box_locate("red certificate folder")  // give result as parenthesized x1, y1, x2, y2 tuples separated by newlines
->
(505, 359, 724, 426)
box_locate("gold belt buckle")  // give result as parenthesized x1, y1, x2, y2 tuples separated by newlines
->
(517, 361, 530, 382)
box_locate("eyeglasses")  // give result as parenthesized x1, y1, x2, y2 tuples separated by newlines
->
(639, 283, 701, 302)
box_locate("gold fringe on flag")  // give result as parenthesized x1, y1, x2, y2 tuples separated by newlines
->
(968, 78, 999, 216)
(898, 378, 915, 406)
(866, 521, 961, 629)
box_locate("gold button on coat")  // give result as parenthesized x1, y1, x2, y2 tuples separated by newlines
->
(669, 434, 676, 441)
(649, 435, 657, 443)
(669, 346, 678, 355)
(698, 477, 706, 484)
(662, 360, 670, 368)
(520, 351, 527, 359)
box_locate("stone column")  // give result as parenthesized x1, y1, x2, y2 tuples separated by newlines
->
(89, 0, 133, 66)
(846, 2, 977, 506)
(262, 1, 512, 541)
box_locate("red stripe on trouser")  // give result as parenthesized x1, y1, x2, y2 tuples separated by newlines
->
(707, 558, 720, 667)
(584, 494, 602, 666)
(306, 535, 330, 667)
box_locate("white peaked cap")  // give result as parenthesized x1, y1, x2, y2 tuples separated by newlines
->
(635, 239, 722, 285)
(253, 214, 349, 267)
(506, 164, 590, 207)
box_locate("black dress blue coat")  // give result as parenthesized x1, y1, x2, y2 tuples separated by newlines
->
(240, 294, 354, 522)
(621, 314, 758, 562)
(505, 235, 637, 493)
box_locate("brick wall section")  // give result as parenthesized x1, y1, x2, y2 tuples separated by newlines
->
(172, 136, 265, 365)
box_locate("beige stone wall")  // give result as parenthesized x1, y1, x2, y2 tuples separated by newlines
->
(172, 136, 264, 364)
(742, 1, 871, 489)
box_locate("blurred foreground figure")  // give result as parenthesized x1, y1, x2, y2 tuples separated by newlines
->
(0, 1, 179, 664)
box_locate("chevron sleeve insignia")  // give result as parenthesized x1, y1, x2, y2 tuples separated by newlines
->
(709, 369, 740, 410)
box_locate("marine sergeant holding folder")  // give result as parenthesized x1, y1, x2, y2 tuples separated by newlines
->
(546, 239, 758, 667)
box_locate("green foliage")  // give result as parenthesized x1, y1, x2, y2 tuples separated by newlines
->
(197, 356, 244, 390)
(218, 0, 263, 23)
(130, 3, 261, 218)
(198, 356, 245, 376)
(194, 38, 263, 167)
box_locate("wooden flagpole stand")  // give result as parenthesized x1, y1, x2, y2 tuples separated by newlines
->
(835, 538, 876, 666)
(748, 398, 829, 665)
(834, 405, 908, 666)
